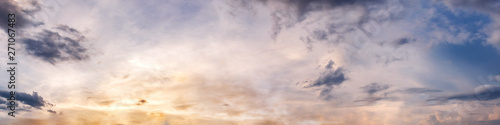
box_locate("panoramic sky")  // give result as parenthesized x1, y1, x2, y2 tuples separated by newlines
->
(1, 0, 500, 125)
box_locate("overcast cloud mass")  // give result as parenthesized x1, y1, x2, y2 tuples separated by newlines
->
(1, 0, 500, 124)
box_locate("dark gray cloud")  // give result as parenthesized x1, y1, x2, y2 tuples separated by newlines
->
(428, 85, 500, 102)
(304, 67, 347, 100)
(47, 109, 56, 114)
(312, 30, 328, 41)
(354, 96, 384, 104)
(55, 24, 81, 34)
(0, 90, 53, 109)
(306, 67, 346, 87)
(0, 0, 91, 64)
(231, 0, 391, 40)
(0, 0, 41, 31)
(354, 96, 397, 106)
(383, 87, 441, 97)
(22, 26, 89, 64)
(360, 83, 390, 96)
(474, 119, 500, 125)
(397, 88, 442, 94)
(0, 98, 6, 104)
(318, 86, 334, 100)
(356, 87, 441, 105)
(354, 83, 395, 105)
(258, 0, 386, 19)
(394, 37, 415, 47)
(324, 60, 334, 69)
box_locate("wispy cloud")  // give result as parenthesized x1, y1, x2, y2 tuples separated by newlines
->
(429, 85, 500, 102)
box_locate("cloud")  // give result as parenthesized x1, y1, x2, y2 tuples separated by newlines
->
(360, 82, 390, 95)
(46, 110, 56, 114)
(0, 98, 6, 104)
(0, 0, 91, 64)
(324, 60, 335, 69)
(354, 96, 397, 106)
(21, 25, 90, 64)
(55, 24, 81, 34)
(305, 67, 347, 88)
(401, 88, 442, 94)
(429, 85, 500, 102)
(304, 67, 347, 100)
(0, 90, 53, 109)
(355, 87, 441, 105)
(230, 0, 392, 40)
(393, 37, 415, 47)
(386, 88, 442, 96)
(0, 0, 41, 31)
(354, 83, 395, 105)
(2, 0, 497, 124)
(442, 0, 500, 15)
(441, 0, 500, 50)
(258, 0, 387, 19)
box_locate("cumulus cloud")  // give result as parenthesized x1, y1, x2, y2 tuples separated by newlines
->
(418, 114, 440, 125)
(418, 112, 463, 125)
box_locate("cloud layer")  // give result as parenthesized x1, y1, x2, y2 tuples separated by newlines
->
(1, 0, 500, 124)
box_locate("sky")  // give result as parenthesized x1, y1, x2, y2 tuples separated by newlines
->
(0, 0, 500, 125)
